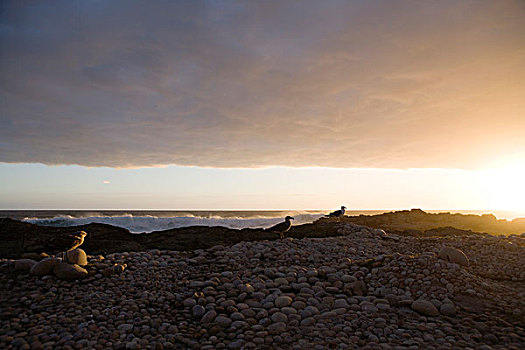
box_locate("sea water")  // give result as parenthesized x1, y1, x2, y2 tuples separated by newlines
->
(2, 210, 328, 233)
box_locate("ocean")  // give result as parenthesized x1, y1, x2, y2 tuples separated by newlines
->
(1, 209, 524, 234)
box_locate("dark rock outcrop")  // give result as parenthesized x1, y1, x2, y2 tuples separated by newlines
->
(0, 217, 362, 258)
(344, 209, 525, 236)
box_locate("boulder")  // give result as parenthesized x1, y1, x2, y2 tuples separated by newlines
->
(14, 259, 37, 273)
(66, 249, 88, 266)
(438, 246, 469, 266)
(30, 257, 58, 276)
(440, 302, 457, 316)
(374, 229, 401, 241)
(411, 299, 440, 316)
(54, 262, 88, 280)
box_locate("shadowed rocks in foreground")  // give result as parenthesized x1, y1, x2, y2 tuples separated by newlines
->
(1, 222, 523, 349)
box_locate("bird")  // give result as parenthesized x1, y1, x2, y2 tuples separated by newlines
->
(52, 231, 88, 262)
(265, 216, 294, 240)
(326, 206, 347, 218)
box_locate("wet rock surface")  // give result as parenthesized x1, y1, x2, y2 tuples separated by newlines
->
(1, 222, 524, 349)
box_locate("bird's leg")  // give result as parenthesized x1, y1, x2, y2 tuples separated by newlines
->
(280, 232, 284, 240)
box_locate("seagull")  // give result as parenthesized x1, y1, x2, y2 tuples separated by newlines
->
(265, 216, 294, 240)
(326, 206, 347, 218)
(53, 231, 87, 262)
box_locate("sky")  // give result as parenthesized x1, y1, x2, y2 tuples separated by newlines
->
(1, 1, 524, 212)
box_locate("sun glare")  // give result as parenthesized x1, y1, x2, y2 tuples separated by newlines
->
(480, 161, 525, 211)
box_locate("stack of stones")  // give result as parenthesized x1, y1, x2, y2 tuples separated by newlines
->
(0, 223, 523, 349)
(13, 249, 89, 281)
(11, 249, 127, 281)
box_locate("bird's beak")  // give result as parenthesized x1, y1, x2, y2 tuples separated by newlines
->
(291, 217, 295, 220)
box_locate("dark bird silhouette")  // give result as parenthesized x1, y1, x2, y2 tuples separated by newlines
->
(52, 231, 87, 262)
(265, 216, 294, 240)
(327, 206, 347, 218)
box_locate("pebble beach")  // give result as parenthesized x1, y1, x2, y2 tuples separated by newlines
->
(1, 222, 524, 349)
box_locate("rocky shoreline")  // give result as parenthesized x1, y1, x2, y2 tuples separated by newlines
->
(2, 209, 525, 259)
(1, 219, 524, 349)
(0, 217, 399, 258)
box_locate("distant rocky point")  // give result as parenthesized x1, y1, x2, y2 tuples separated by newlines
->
(344, 208, 525, 236)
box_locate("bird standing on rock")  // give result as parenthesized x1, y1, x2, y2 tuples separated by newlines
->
(53, 231, 87, 262)
(327, 206, 347, 218)
(265, 216, 294, 240)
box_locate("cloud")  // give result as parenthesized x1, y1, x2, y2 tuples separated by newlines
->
(1, 0, 524, 169)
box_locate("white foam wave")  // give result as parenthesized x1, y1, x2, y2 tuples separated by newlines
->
(23, 213, 324, 233)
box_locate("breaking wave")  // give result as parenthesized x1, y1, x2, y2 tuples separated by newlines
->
(23, 213, 325, 233)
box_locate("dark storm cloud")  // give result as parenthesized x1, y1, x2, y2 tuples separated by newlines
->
(1, 0, 524, 168)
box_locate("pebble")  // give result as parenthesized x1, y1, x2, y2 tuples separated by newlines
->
(201, 310, 217, 323)
(117, 324, 133, 332)
(192, 304, 206, 318)
(275, 296, 293, 308)
(439, 302, 456, 316)
(214, 316, 232, 327)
